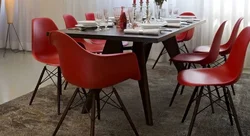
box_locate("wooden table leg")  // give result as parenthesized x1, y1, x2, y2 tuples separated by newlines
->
(132, 42, 153, 126)
(162, 36, 185, 72)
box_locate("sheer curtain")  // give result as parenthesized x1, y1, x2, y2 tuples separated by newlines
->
(2, 0, 250, 67)
(0, 0, 40, 51)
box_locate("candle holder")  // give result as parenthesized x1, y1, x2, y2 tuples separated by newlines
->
(146, 1, 150, 23)
(140, 2, 143, 12)
(133, 3, 136, 21)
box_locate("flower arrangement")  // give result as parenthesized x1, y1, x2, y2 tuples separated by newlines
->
(155, 0, 167, 8)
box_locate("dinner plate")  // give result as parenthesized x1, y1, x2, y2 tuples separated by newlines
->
(75, 24, 96, 28)
(140, 23, 165, 29)
(77, 21, 97, 27)
(177, 15, 196, 19)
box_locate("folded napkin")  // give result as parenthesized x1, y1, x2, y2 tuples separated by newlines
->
(124, 29, 160, 36)
(140, 23, 164, 29)
(164, 23, 181, 28)
(77, 21, 96, 27)
(163, 18, 182, 23)
(108, 17, 115, 22)
(177, 15, 196, 19)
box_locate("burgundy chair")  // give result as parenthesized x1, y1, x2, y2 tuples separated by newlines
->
(63, 14, 104, 53)
(169, 21, 227, 109)
(177, 26, 250, 136)
(30, 18, 62, 115)
(152, 12, 196, 69)
(49, 31, 140, 136)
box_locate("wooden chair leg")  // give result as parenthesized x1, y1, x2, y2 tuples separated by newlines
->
(96, 92, 101, 120)
(227, 87, 243, 136)
(113, 88, 139, 136)
(222, 87, 233, 126)
(29, 66, 46, 105)
(230, 84, 236, 95)
(169, 83, 181, 107)
(207, 86, 215, 113)
(187, 86, 204, 136)
(64, 81, 68, 90)
(182, 87, 199, 123)
(152, 47, 165, 69)
(90, 92, 96, 136)
(57, 67, 62, 115)
(53, 88, 79, 136)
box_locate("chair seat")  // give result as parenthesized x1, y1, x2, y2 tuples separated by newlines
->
(75, 39, 104, 53)
(178, 66, 235, 86)
(193, 45, 229, 55)
(172, 53, 208, 64)
(34, 53, 60, 66)
(90, 39, 106, 45)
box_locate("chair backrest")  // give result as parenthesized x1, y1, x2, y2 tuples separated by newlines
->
(224, 27, 250, 82)
(221, 17, 244, 54)
(63, 14, 78, 28)
(176, 12, 196, 41)
(85, 13, 95, 20)
(201, 21, 227, 65)
(49, 31, 139, 89)
(32, 18, 58, 58)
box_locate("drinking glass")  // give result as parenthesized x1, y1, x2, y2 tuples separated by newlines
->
(103, 9, 109, 30)
(168, 4, 173, 18)
(173, 7, 179, 17)
(95, 11, 103, 31)
(113, 7, 122, 27)
(127, 7, 134, 28)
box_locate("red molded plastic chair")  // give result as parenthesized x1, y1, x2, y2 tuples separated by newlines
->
(169, 21, 227, 107)
(30, 18, 62, 115)
(193, 17, 244, 59)
(85, 12, 95, 21)
(49, 31, 140, 136)
(63, 14, 104, 53)
(193, 18, 243, 95)
(177, 26, 250, 136)
(152, 12, 196, 69)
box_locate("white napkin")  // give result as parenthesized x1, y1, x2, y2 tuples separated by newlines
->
(108, 17, 115, 22)
(140, 23, 164, 29)
(164, 23, 181, 28)
(77, 21, 96, 27)
(124, 29, 160, 36)
(164, 18, 182, 23)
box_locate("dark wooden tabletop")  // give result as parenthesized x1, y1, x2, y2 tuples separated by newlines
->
(60, 20, 206, 43)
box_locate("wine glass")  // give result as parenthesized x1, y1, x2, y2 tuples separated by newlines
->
(95, 11, 103, 31)
(168, 4, 173, 18)
(113, 7, 121, 26)
(173, 7, 179, 17)
(103, 9, 109, 30)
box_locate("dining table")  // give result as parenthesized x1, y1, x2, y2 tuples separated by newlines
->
(59, 19, 206, 126)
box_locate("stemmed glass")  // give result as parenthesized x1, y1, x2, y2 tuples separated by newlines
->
(173, 7, 179, 17)
(103, 9, 109, 30)
(168, 4, 173, 18)
(95, 11, 103, 31)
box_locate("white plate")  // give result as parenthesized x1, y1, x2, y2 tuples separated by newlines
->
(178, 15, 196, 19)
(75, 24, 96, 28)
(77, 21, 96, 27)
